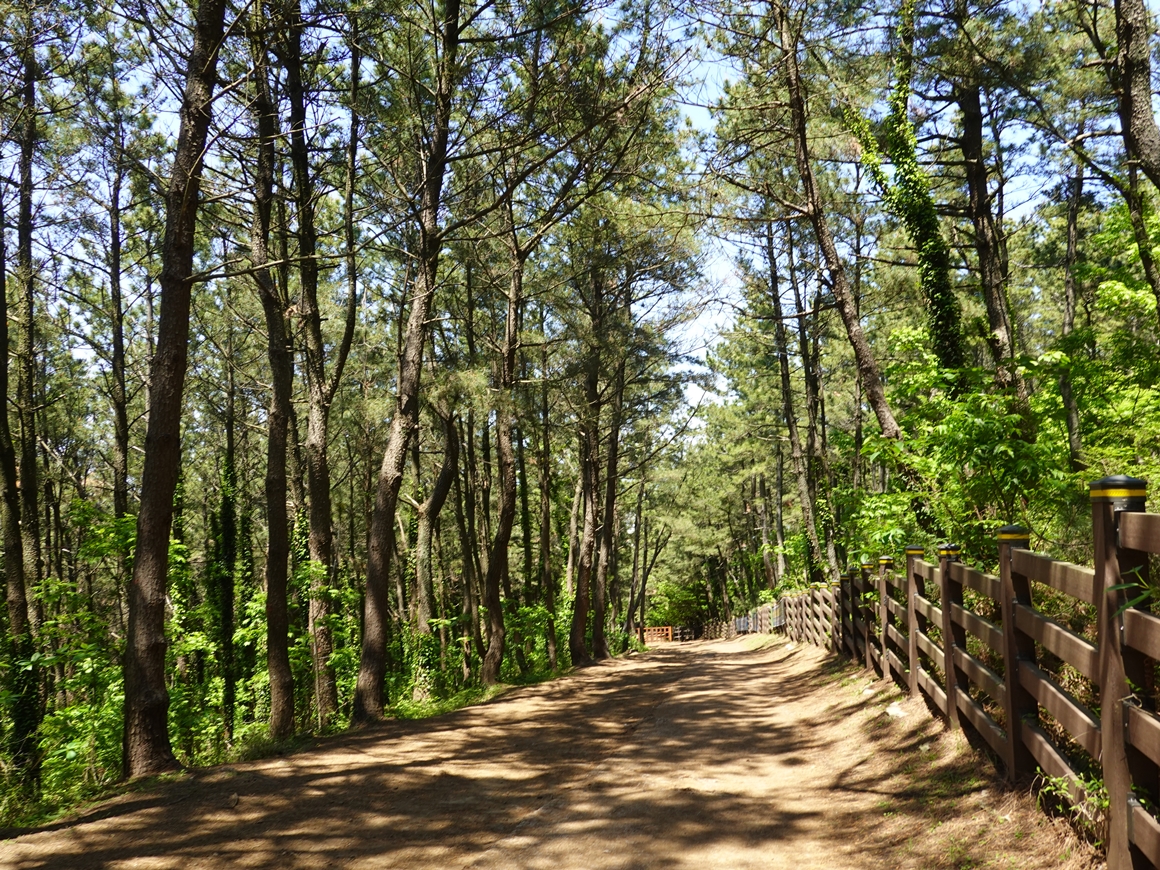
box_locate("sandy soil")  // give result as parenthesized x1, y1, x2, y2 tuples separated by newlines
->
(0, 636, 1102, 869)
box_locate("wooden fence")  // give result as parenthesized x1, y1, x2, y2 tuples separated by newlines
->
(643, 625, 673, 643)
(777, 475, 1160, 870)
(733, 603, 780, 635)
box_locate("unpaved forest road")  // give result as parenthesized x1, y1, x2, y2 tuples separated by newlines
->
(1, 637, 1099, 870)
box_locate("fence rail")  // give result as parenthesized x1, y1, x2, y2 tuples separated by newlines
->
(777, 475, 1160, 870)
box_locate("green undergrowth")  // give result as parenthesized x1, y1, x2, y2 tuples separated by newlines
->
(388, 681, 514, 720)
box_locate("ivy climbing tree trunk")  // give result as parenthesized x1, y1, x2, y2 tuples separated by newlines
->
(847, 0, 966, 379)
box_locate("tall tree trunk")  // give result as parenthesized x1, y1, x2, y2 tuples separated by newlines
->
(415, 417, 459, 635)
(17, 26, 42, 636)
(757, 473, 776, 589)
(517, 425, 533, 595)
(481, 262, 524, 685)
(593, 357, 626, 660)
(281, 0, 339, 727)
(1060, 166, 1085, 471)
(356, 0, 462, 720)
(565, 472, 581, 596)
(217, 357, 238, 741)
(107, 136, 131, 589)
(774, 440, 788, 580)
(452, 468, 486, 662)
(623, 469, 646, 636)
(569, 355, 601, 666)
(1115, 0, 1160, 192)
(123, 0, 227, 779)
(955, 79, 1027, 402)
(412, 415, 459, 700)
(766, 223, 825, 583)
(461, 412, 486, 617)
(538, 306, 558, 671)
(0, 175, 39, 789)
(249, 24, 296, 739)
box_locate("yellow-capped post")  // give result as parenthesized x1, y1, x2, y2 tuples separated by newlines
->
(905, 546, 925, 699)
(860, 561, 874, 671)
(1091, 476, 1148, 869)
(938, 543, 963, 731)
(996, 524, 1033, 782)
(878, 556, 894, 684)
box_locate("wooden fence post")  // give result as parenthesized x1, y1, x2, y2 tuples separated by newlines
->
(860, 561, 874, 672)
(845, 565, 858, 660)
(938, 543, 963, 731)
(879, 556, 894, 685)
(997, 524, 1034, 782)
(828, 581, 837, 654)
(1092, 475, 1148, 870)
(905, 546, 924, 699)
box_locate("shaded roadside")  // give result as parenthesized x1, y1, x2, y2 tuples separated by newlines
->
(0, 637, 1100, 869)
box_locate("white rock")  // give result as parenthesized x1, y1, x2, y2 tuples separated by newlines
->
(885, 702, 908, 718)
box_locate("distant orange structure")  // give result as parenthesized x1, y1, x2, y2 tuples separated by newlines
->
(642, 626, 672, 643)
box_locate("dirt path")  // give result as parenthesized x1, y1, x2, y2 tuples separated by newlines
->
(1, 636, 1100, 870)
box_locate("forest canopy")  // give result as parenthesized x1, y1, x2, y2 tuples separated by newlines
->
(1, 0, 1158, 822)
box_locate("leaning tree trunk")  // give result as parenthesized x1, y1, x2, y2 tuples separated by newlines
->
(356, 0, 462, 721)
(775, 1, 901, 442)
(123, 0, 227, 779)
(415, 416, 459, 636)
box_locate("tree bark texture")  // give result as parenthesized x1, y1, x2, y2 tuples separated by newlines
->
(249, 19, 296, 741)
(1060, 166, 1085, 471)
(955, 81, 1026, 402)
(1115, 0, 1160, 192)
(17, 28, 43, 633)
